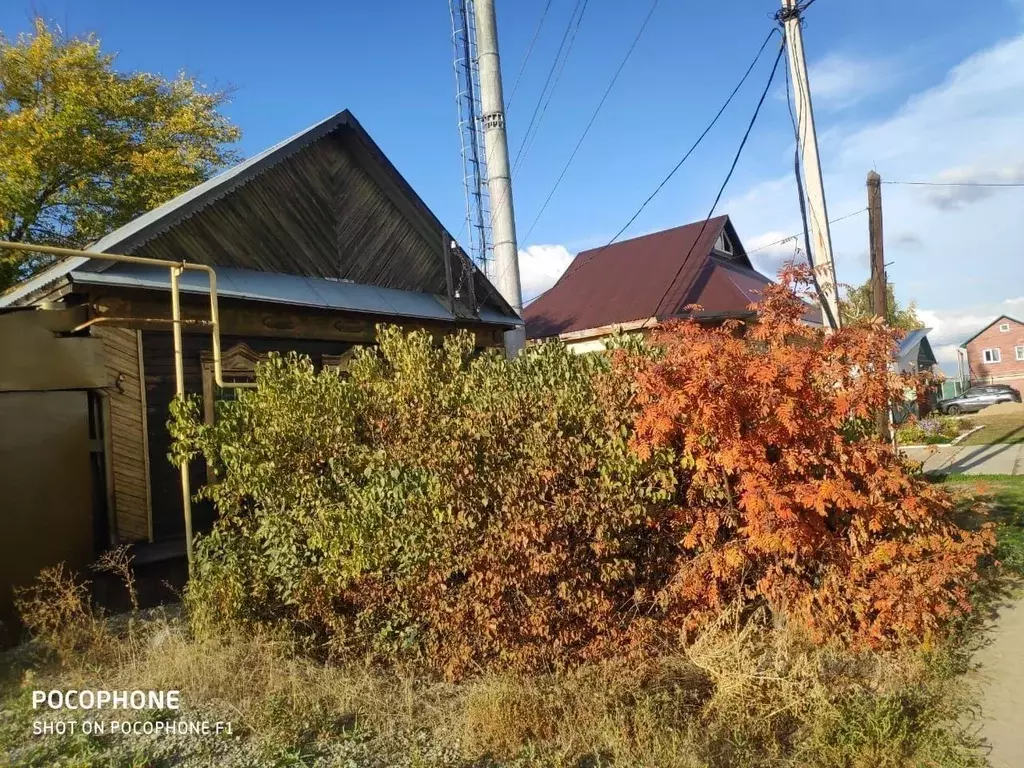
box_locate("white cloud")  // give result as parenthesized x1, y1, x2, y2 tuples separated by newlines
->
(729, 32, 1024, 334)
(518, 244, 574, 301)
(805, 53, 899, 110)
(920, 161, 1024, 210)
(918, 296, 1024, 372)
(745, 230, 803, 277)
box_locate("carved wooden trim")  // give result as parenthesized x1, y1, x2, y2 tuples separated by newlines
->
(322, 348, 358, 375)
(200, 343, 265, 425)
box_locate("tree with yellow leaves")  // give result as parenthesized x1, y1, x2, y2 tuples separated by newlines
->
(0, 19, 241, 290)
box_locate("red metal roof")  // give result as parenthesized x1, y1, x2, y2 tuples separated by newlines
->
(524, 216, 782, 339)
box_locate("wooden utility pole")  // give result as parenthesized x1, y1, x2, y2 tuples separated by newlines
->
(867, 171, 887, 323)
(867, 170, 892, 443)
(780, 0, 841, 331)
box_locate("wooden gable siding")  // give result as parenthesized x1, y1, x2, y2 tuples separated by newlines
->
(332, 142, 447, 293)
(141, 332, 357, 543)
(124, 135, 448, 296)
(94, 326, 152, 542)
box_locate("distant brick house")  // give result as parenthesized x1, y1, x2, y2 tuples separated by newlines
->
(962, 315, 1024, 394)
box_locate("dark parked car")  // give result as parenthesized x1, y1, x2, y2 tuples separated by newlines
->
(938, 384, 1022, 415)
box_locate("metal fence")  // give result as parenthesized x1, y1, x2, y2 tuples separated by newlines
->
(940, 379, 967, 400)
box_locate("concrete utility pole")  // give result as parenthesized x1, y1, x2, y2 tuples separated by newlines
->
(474, 0, 525, 355)
(867, 171, 888, 323)
(781, 0, 841, 331)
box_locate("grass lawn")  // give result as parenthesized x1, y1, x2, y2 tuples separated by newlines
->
(938, 474, 1024, 575)
(957, 413, 1024, 446)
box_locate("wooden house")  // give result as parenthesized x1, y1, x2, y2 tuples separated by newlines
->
(0, 110, 520, 618)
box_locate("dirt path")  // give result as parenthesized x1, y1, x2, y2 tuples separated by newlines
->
(976, 598, 1024, 766)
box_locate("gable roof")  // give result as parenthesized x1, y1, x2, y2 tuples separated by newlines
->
(0, 110, 516, 322)
(523, 216, 783, 339)
(897, 327, 937, 371)
(960, 315, 1024, 348)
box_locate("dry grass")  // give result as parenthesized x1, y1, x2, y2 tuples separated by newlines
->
(1, 587, 987, 768)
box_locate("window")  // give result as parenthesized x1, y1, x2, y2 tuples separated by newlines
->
(999, 323, 1011, 332)
(983, 348, 1001, 364)
(200, 343, 264, 425)
(713, 231, 735, 257)
(1017, 345, 1024, 361)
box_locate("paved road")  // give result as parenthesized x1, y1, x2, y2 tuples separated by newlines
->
(975, 599, 1024, 767)
(900, 443, 1024, 475)
(902, 440, 1023, 763)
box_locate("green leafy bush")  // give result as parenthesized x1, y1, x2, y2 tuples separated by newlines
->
(172, 327, 677, 676)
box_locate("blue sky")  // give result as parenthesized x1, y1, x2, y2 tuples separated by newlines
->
(3, 0, 1023, 368)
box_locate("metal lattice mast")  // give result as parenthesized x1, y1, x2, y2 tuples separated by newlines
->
(449, 0, 493, 278)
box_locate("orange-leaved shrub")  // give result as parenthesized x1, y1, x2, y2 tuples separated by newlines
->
(620, 265, 993, 647)
(171, 269, 991, 676)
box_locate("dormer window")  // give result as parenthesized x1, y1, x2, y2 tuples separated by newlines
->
(714, 230, 735, 257)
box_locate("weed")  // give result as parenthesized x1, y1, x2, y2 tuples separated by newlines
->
(12, 564, 108, 667)
(0, 604, 987, 767)
(93, 544, 139, 614)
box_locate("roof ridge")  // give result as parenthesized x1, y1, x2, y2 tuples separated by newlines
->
(577, 215, 729, 257)
(960, 314, 1024, 347)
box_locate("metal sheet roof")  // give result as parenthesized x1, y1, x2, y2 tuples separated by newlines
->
(523, 218, 732, 339)
(897, 327, 936, 370)
(68, 263, 521, 327)
(522, 217, 827, 339)
(0, 109, 516, 321)
(0, 112, 351, 309)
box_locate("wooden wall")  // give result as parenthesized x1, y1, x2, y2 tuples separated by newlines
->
(95, 326, 152, 543)
(141, 332, 356, 543)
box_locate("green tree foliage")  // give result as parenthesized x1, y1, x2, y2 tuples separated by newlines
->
(172, 329, 674, 677)
(0, 18, 240, 289)
(839, 279, 925, 330)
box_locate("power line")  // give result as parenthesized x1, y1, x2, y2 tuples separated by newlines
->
(535, 27, 780, 291)
(881, 180, 1024, 188)
(781, 32, 838, 330)
(513, 2, 589, 178)
(511, 0, 589, 176)
(746, 208, 867, 254)
(602, 28, 779, 255)
(648, 37, 788, 323)
(485, 0, 591, 294)
(505, 0, 556, 112)
(521, 0, 662, 243)
(458, 0, 584, 251)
